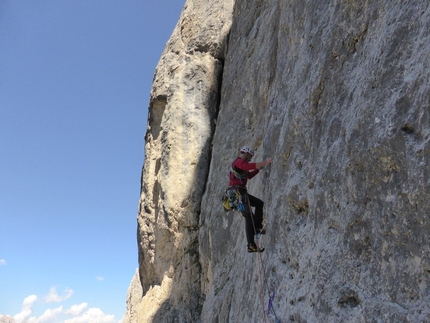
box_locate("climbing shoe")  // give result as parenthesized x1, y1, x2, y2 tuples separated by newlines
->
(247, 244, 265, 253)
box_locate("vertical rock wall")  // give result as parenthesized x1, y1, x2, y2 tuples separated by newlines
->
(200, 0, 430, 322)
(123, 269, 142, 323)
(133, 0, 233, 322)
(128, 0, 430, 322)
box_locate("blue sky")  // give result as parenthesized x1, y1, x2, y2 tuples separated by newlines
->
(0, 1, 184, 322)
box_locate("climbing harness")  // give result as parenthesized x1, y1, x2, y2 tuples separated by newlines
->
(231, 166, 249, 181)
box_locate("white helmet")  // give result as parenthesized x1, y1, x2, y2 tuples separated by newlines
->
(240, 146, 255, 156)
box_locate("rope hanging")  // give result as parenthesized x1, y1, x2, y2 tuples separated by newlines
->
(246, 195, 282, 323)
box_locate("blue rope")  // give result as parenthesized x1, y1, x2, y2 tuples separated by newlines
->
(267, 291, 281, 323)
(267, 291, 275, 313)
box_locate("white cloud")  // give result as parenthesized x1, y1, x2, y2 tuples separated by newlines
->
(95, 276, 105, 281)
(13, 295, 38, 323)
(64, 303, 88, 316)
(63, 308, 116, 323)
(0, 315, 16, 323)
(8, 291, 119, 323)
(27, 306, 62, 323)
(45, 287, 74, 303)
(0, 259, 6, 266)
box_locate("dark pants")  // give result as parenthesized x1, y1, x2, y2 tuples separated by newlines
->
(240, 191, 264, 246)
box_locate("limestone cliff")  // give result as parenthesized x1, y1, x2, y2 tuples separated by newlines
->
(131, 0, 233, 322)
(127, 0, 430, 322)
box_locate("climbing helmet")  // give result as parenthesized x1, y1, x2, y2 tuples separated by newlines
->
(240, 146, 255, 156)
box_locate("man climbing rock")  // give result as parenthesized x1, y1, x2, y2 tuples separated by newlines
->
(229, 146, 272, 253)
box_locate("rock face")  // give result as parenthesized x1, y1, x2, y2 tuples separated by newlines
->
(122, 269, 142, 323)
(132, 0, 234, 322)
(127, 0, 430, 322)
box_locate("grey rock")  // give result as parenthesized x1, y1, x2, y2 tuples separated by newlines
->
(126, 0, 430, 322)
(122, 269, 142, 323)
(126, 0, 234, 322)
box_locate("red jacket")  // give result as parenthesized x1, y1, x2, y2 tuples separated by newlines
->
(229, 157, 260, 187)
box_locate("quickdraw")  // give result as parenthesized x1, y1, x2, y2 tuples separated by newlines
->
(222, 188, 244, 212)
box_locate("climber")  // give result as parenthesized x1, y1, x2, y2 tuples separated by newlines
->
(229, 146, 272, 253)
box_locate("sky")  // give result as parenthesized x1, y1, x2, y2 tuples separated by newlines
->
(0, 1, 185, 322)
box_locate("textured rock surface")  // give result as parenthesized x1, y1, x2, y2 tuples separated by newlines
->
(122, 269, 142, 323)
(132, 0, 234, 322)
(127, 0, 430, 322)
